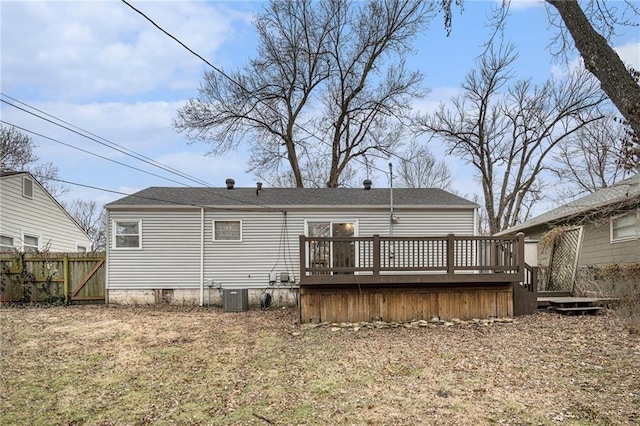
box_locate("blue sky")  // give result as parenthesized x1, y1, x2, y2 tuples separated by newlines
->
(1, 0, 639, 211)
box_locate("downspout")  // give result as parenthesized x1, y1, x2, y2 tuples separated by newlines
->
(388, 162, 394, 238)
(199, 207, 205, 307)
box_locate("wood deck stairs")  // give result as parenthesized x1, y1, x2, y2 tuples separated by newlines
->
(537, 291, 616, 315)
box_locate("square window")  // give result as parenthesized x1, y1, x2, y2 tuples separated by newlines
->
(213, 220, 242, 241)
(113, 220, 142, 249)
(611, 209, 639, 243)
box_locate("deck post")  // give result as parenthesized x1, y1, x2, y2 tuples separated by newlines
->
(516, 232, 525, 277)
(447, 233, 455, 277)
(373, 234, 380, 277)
(299, 235, 306, 280)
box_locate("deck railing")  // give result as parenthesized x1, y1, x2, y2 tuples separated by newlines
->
(299, 233, 525, 285)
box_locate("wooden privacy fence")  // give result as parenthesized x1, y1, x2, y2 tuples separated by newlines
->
(0, 252, 105, 303)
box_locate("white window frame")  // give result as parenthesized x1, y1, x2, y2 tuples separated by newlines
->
(112, 219, 143, 250)
(213, 220, 243, 242)
(21, 232, 40, 252)
(0, 234, 15, 251)
(610, 209, 640, 243)
(76, 244, 88, 252)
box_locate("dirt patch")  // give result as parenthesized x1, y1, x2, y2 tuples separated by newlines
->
(1, 305, 638, 425)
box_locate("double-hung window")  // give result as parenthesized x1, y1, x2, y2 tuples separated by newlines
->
(611, 209, 639, 243)
(113, 220, 142, 249)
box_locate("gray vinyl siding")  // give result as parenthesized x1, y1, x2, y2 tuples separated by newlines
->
(578, 221, 640, 266)
(106, 206, 475, 291)
(0, 174, 92, 251)
(510, 220, 639, 267)
(107, 209, 202, 289)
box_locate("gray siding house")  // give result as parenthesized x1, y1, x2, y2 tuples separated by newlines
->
(498, 173, 639, 293)
(105, 182, 478, 306)
(0, 171, 92, 252)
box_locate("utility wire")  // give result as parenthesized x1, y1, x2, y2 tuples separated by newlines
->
(121, 0, 396, 180)
(49, 177, 285, 212)
(1, 93, 214, 187)
(3, 116, 285, 210)
(2, 120, 191, 186)
(1, 97, 213, 187)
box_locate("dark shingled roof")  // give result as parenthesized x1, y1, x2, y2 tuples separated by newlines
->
(106, 187, 477, 209)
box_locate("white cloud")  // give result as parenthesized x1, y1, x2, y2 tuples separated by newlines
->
(616, 41, 640, 69)
(499, 0, 544, 11)
(1, 1, 253, 102)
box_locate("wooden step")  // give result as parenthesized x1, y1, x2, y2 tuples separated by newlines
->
(538, 291, 572, 298)
(552, 306, 604, 315)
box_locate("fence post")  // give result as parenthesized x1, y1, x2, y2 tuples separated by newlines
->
(63, 255, 69, 304)
(373, 235, 380, 276)
(447, 234, 455, 277)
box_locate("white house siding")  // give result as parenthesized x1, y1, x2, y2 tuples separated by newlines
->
(106, 205, 475, 305)
(0, 174, 92, 252)
(107, 209, 203, 294)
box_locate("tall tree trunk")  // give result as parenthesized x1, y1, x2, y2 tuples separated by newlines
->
(546, 0, 640, 138)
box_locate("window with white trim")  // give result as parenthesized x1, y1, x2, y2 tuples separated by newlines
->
(77, 245, 88, 252)
(213, 220, 242, 241)
(22, 176, 34, 198)
(22, 234, 39, 252)
(113, 220, 142, 249)
(611, 209, 640, 243)
(0, 235, 15, 251)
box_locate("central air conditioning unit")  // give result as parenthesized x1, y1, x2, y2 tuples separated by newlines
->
(223, 289, 249, 312)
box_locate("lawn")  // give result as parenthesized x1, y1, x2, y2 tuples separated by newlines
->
(1, 305, 638, 425)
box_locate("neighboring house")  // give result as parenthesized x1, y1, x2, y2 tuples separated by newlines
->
(497, 173, 639, 294)
(104, 180, 483, 310)
(0, 171, 92, 252)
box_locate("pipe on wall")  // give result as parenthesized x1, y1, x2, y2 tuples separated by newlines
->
(199, 207, 205, 307)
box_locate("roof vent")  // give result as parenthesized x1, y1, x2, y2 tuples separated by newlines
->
(363, 179, 372, 190)
(225, 178, 235, 189)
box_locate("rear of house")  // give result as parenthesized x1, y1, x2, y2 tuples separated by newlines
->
(105, 183, 479, 308)
(0, 171, 92, 252)
(498, 173, 639, 295)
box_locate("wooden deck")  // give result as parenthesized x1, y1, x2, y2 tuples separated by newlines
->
(297, 234, 535, 323)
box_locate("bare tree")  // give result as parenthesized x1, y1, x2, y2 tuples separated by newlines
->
(394, 140, 453, 189)
(545, 0, 640, 141)
(64, 199, 106, 251)
(0, 124, 67, 197)
(439, 1, 639, 158)
(419, 44, 606, 234)
(175, 0, 433, 187)
(552, 112, 634, 202)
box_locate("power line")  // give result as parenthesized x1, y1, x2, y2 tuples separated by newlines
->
(49, 177, 284, 212)
(1, 93, 214, 187)
(0, 96, 214, 187)
(1, 120, 191, 186)
(120, 0, 396, 180)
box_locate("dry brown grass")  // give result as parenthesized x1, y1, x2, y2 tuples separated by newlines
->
(1, 305, 639, 425)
